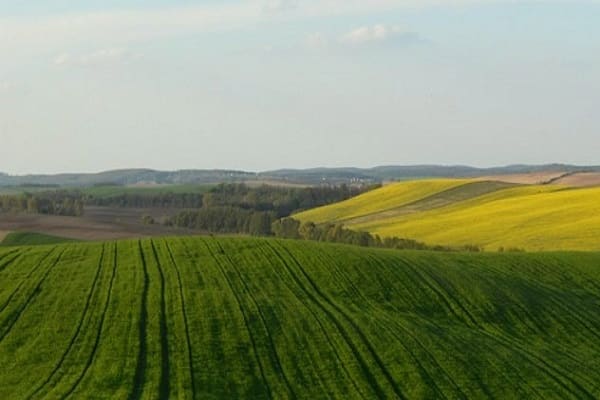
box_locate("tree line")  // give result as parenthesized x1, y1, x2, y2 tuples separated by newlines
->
(87, 192, 204, 208)
(0, 192, 84, 216)
(162, 183, 378, 235)
(271, 217, 482, 251)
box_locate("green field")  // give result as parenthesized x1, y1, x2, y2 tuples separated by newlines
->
(0, 232, 78, 247)
(1, 237, 599, 398)
(80, 184, 214, 198)
(295, 179, 600, 251)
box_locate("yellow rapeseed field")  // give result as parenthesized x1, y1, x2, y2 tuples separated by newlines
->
(297, 180, 600, 251)
(295, 179, 471, 223)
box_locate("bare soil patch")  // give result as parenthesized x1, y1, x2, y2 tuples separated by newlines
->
(0, 207, 198, 241)
(552, 172, 600, 187)
(479, 171, 567, 185)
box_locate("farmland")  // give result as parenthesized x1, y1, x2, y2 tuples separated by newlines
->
(295, 179, 600, 251)
(0, 232, 77, 247)
(0, 236, 599, 398)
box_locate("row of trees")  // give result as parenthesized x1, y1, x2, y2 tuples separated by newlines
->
(0, 192, 84, 216)
(199, 183, 378, 216)
(164, 207, 276, 236)
(271, 218, 454, 250)
(87, 193, 204, 208)
(30, 182, 377, 212)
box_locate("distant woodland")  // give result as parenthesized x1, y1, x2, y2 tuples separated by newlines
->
(0, 183, 482, 251)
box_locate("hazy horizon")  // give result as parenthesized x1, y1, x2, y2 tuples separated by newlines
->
(1, 1, 599, 174)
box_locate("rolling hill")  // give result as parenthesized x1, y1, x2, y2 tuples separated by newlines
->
(294, 179, 600, 251)
(0, 237, 599, 398)
(2, 164, 600, 187)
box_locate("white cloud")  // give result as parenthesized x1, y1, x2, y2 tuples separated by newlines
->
(341, 24, 413, 45)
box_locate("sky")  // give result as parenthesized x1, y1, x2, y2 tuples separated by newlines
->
(0, 0, 599, 174)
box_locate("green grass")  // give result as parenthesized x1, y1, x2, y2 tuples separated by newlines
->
(0, 232, 78, 247)
(295, 179, 600, 251)
(0, 236, 599, 399)
(80, 184, 214, 198)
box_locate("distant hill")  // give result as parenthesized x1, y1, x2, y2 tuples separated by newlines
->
(1, 164, 600, 187)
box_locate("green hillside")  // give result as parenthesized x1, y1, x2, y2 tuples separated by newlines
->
(0, 237, 599, 398)
(295, 179, 600, 251)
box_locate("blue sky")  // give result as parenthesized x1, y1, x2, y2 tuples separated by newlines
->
(0, 1, 599, 174)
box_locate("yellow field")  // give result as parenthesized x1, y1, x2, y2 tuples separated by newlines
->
(296, 180, 600, 251)
(295, 179, 471, 223)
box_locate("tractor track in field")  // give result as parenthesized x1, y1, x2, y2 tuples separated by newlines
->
(149, 240, 171, 400)
(128, 241, 150, 400)
(0, 247, 67, 343)
(494, 260, 600, 350)
(199, 239, 274, 400)
(61, 243, 118, 399)
(394, 258, 593, 399)
(395, 258, 479, 327)
(253, 241, 368, 400)
(480, 326, 594, 399)
(27, 244, 107, 400)
(211, 239, 298, 400)
(472, 258, 600, 389)
(315, 246, 464, 399)
(347, 252, 544, 399)
(324, 250, 461, 400)
(382, 255, 543, 399)
(0, 248, 26, 273)
(164, 241, 196, 399)
(267, 240, 406, 400)
(0, 247, 57, 314)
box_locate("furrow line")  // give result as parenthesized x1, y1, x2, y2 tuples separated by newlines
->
(330, 251, 457, 399)
(254, 241, 369, 400)
(395, 258, 478, 327)
(0, 247, 57, 314)
(27, 244, 107, 400)
(0, 247, 67, 343)
(373, 253, 541, 398)
(350, 251, 544, 399)
(128, 240, 150, 400)
(211, 239, 297, 400)
(60, 243, 119, 399)
(149, 240, 171, 400)
(267, 240, 406, 400)
(165, 241, 197, 400)
(478, 328, 595, 399)
(197, 238, 273, 400)
(0, 248, 25, 273)
(394, 258, 590, 397)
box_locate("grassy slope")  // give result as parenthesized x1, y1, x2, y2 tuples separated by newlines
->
(0, 232, 78, 247)
(0, 237, 599, 399)
(296, 180, 600, 251)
